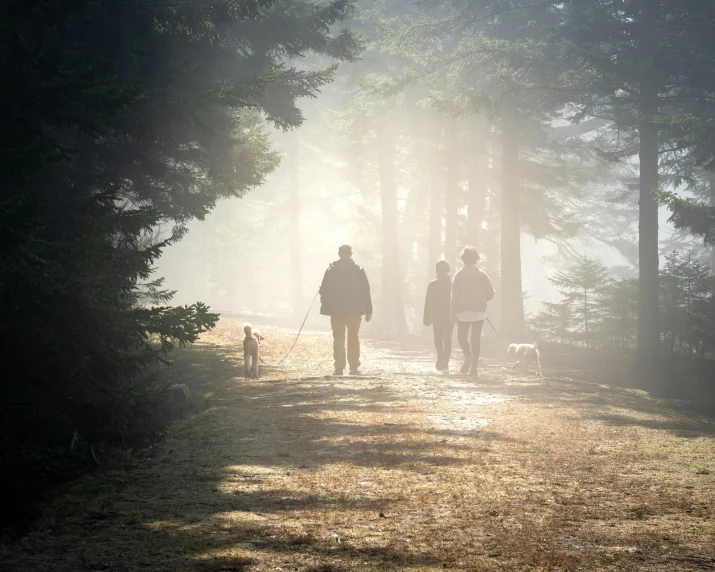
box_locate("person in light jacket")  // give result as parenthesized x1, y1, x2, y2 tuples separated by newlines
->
(450, 246, 495, 378)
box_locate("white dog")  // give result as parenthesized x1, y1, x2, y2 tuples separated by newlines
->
(243, 323, 263, 378)
(507, 342, 542, 376)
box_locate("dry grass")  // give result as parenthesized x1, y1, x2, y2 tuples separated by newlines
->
(2, 317, 714, 571)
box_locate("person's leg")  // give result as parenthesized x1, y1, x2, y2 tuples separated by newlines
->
(433, 323, 444, 369)
(346, 315, 362, 371)
(331, 316, 347, 373)
(243, 343, 251, 378)
(470, 320, 485, 376)
(457, 321, 471, 374)
(444, 322, 454, 370)
(251, 342, 259, 378)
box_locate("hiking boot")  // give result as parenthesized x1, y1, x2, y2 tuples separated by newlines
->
(435, 358, 444, 371)
(470, 361, 479, 378)
(333, 369, 344, 376)
(442, 365, 450, 375)
(460, 359, 471, 375)
(349, 369, 361, 376)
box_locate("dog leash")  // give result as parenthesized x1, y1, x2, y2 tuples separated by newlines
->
(259, 290, 319, 367)
(486, 317, 503, 341)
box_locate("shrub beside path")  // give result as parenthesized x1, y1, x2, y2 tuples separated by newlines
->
(2, 318, 714, 571)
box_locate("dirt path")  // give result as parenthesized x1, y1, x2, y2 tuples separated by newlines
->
(2, 319, 715, 571)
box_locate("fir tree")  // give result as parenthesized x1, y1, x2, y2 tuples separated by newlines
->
(596, 278, 639, 350)
(531, 301, 575, 345)
(0, 0, 361, 527)
(548, 1, 715, 382)
(549, 257, 610, 349)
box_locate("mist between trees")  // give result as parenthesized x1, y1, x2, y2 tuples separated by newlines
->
(2, 0, 715, 532)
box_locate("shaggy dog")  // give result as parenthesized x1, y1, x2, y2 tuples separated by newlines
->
(243, 323, 263, 378)
(507, 342, 542, 376)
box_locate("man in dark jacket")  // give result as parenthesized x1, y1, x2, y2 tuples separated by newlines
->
(319, 245, 373, 375)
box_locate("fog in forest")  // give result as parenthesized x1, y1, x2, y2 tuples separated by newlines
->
(154, 25, 703, 340)
(157, 113, 636, 329)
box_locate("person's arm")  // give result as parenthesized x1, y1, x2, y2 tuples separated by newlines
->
(361, 268, 373, 321)
(483, 271, 496, 302)
(450, 274, 459, 323)
(423, 283, 433, 326)
(319, 267, 331, 306)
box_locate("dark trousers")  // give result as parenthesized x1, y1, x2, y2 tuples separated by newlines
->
(330, 315, 361, 371)
(433, 322, 454, 364)
(457, 320, 485, 366)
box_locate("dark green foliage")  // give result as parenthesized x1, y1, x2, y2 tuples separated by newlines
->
(661, 251, 715, 357)
(532, 252, 715, 359)
(548, 257, 610, 349)
(659, 190, 715, 247)
(596, 279, 640, 351)
(531, 301, 575, 345)
(532, 275, 638, 350)
(0, 0, 359, 531)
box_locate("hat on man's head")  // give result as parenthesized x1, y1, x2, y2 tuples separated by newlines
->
(338, 244, 352, 257)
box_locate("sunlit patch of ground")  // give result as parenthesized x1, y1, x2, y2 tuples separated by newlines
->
(1, 317, 714, 571)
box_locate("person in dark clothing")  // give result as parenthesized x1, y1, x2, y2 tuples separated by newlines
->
(319, 244, 373, 376)
(450, 246, 495, 378)
(423, 260, 453, 373)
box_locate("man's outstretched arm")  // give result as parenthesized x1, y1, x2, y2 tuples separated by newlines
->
(319, 268, 330, 295)
(423, 282, 433, 326)
(362, 269, 373, 321)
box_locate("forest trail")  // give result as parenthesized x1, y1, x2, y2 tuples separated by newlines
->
(2, 319, 715, 571)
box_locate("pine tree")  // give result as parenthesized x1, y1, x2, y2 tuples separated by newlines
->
(660, 191, 715, 248)
(531, 301, 575, 345)
(661, 251, 687, 353)
(596, 278, 639, 350)
(549, 1, 715, 382)
(0, 0, 361, 525)
(550, 257, 610, 349)
(659, 250, 712, 357)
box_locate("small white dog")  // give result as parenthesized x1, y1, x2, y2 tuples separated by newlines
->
(243, 323, 263, 378)
(507, 341, 542, 376)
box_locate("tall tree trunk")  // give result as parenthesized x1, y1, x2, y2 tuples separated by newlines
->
(500, 107, 525, 340)
(467, 137, 487, 251)
(670, 275, 676, 353)
(428, 145, 443, 281)
(287, 135, 304, 315)
(377, 126, 407, 336)
(412, 144, 430, 282)
(584, 289, 589, 349)
(710, 174, 715, 276)
(636, 0, 661, 385)
(400, 184, 422, 329)
(444, 122, 460, 268)
(400, 185, 422, 276)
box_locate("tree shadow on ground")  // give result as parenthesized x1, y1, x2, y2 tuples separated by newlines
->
(2, 340, 517, 571)
(373, 342, 715, 440)
(4, 335, 714, 572)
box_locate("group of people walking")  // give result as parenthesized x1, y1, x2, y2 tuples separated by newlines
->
(319, 244, 495, 378)
(423, 246, 495, 376)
